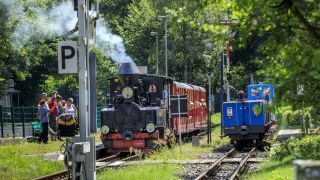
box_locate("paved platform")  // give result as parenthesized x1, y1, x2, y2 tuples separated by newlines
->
(277, 129, 302, 142)
(43, 151, 64, 161)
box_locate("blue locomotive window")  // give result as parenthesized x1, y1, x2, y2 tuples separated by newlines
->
(251, 88, 259, 96)
(263, 87, 271, 96)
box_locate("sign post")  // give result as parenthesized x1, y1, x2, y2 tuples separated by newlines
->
(170, 95, 188, 160)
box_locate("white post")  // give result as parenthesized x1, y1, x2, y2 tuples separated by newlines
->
(76, 0, 96, 179)
(78, 0, 88, 142)
(178, 95, 182, 160)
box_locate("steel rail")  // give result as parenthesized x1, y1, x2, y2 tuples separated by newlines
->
(195, 147, 236, 180)
(96, 154, 119, 162)
(33, 170, 69, 180)
(229, 147, 256, 180)
(33, 154, 123, 180)
(96, 154, 141, 171)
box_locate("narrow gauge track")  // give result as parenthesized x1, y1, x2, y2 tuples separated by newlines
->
(33, 154, 140, 180)
(195, 147, 256, 180)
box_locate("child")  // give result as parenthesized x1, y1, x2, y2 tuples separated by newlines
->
(38, 99, 56, 144)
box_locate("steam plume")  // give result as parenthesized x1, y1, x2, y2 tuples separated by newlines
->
(1, 0, 133, 63)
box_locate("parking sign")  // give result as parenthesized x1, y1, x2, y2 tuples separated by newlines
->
(58, 41, 78, 74)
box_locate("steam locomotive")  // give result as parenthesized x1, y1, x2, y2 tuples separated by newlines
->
(222, 83, 275, 146)
(100, 63, 207, 153)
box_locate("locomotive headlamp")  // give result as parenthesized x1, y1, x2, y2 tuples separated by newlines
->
(146, 123, 155, 133)
(101, 125, 110, 134)
(122, 87, 133, 99)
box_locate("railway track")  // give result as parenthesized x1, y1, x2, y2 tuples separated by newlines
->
(33, 154, 140, 180)
(195, 147, 257, 180)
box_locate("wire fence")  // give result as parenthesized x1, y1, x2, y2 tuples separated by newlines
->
(0, 106, 102, 138)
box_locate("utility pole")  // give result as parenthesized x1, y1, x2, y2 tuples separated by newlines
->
(219, 14, 237, 102)
(72, 0, 96, 179)
(164, 18, 168, 77)
(158, 15, 168, 77)
(220, 51, 224, 137)
(208, 72, 213, 144)
(150, 31, 159, 75)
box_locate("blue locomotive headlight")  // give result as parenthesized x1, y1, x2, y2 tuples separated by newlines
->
(146, 123, 155, 133)
(101, 125, 110, 134)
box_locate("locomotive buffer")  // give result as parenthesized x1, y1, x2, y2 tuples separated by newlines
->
(170, 95, 188, 159)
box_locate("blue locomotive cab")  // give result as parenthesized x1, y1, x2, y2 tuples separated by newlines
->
(247, 83, 275, 102)
(223, 83, 275, 145)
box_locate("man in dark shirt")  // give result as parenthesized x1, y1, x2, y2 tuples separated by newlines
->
(38, 99, 56, 144)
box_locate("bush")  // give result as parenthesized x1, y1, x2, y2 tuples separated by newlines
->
(276, 107, 312, 130)
(272, 135, 320, 160)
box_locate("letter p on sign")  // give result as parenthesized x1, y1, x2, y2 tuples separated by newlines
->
(58, 41, 78, 74)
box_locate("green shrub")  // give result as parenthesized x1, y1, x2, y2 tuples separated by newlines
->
(276, 107, 312, 130)
(272, 135, 320, 160)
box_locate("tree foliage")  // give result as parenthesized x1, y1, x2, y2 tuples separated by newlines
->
(1, 0, 319, 121)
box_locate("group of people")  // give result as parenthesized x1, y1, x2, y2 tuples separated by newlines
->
(37, 91, 77, 144)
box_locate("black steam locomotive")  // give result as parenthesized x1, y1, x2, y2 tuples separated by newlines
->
(100, 63, 170, 152)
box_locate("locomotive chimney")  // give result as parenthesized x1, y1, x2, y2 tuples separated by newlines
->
(116, 62, 142, 86)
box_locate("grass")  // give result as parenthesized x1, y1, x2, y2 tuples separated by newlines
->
(242, 156, 294, 180)
(211, 113, 221, 124)
(0, 133, 102, 180)
(3, 140, 65, 155)
(99, 113, 227, 179)
(146, 126, 228, 160)
(0, 142, 64, 180)
(98, 164, 182, 180)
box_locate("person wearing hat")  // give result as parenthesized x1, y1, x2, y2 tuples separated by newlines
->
(38, 99, 56, 144)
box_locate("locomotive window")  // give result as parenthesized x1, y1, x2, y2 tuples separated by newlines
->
(263, 87, 271, 95)
(148, 84, 157, 93)
(251, 88, 259, 96)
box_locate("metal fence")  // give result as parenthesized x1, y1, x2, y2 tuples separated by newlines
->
(0, 106, 102, 138)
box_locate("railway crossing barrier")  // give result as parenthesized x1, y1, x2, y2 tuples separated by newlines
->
(0, 106, 102, 138)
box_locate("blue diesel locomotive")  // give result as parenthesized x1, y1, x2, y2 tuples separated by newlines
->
(222, 83, 275, 146)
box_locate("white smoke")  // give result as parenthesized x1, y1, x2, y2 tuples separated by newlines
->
(95, 20, 133, 63)
(1, 0, 132, 63)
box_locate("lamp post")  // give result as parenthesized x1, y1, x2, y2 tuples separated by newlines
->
(150, 31, 159, 75)
(158, 15, 168, 77)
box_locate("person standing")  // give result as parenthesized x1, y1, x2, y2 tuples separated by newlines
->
(47, 91, 58, 131)
(56, 95, 65, 115)
(38, 92, 48, 108)
(64, 98, 77, 114)
(38, 100, 56, 144)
